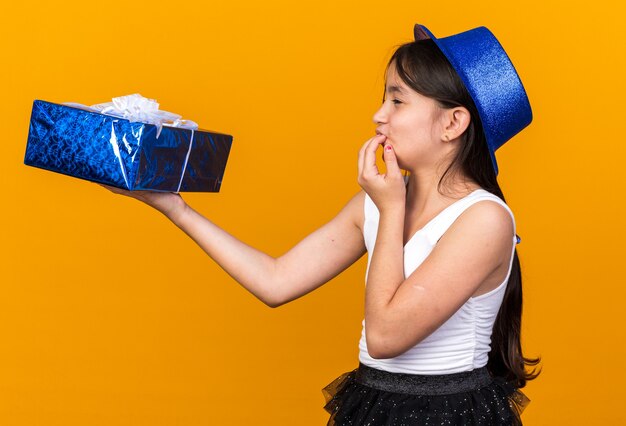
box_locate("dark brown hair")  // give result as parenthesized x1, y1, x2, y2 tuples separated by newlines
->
(385, 39, 540, 388)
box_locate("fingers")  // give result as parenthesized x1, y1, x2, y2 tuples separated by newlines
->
(357, 142, 365, 177)
(358, 134, 386, 180)
(363, 135, 385, 177)
(357, 137, 372, 177)
(98, 183, 136, 198)
(357, 137, 372, 181)
(383, 144, 402, 178)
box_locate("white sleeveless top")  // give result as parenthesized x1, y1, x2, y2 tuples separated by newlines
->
(358, 185, 518, 374)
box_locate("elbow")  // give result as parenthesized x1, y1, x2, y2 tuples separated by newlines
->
(262, 262, 295, 308)
(366, 329, 427, 359)
(367, 348, 390, 360)
(366, 332, 398, 359)
(367, 345, 396, 360)
(367, 340, 409, 359)
(261, 280, 284, 309)
(261, 290, 283, 308)
(264, 298, 282, 309)
(264, 258, 284, 309)
(266, 290, 293, 308)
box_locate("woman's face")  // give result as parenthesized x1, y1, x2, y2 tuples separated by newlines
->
(372, 61, 447, 172)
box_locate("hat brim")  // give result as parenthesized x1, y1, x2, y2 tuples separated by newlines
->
(413, 24, 434, 42)
(413, 24, 457, 81)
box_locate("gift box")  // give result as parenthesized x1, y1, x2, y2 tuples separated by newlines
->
(24, 95, 233, 192)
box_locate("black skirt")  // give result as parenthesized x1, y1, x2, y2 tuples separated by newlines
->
(322, 363, 529, 425)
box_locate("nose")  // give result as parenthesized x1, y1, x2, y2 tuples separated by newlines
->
(372, 101, 387, 125)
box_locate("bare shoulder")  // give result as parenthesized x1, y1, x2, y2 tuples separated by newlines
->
(471, 198, 514, 234)
(439, 198, 515, 263)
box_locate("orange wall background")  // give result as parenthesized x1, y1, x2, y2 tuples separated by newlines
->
(1, 1, 624, 424)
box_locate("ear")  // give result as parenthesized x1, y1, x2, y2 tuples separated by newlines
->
(441, 106, 471, 142)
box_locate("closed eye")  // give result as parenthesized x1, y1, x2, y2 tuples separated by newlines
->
(381, 98, 403, 105)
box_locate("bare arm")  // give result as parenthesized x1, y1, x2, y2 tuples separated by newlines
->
(365, 202, 514, 359)
(356, 135, 514, 359)
(101, 185, 367, 308)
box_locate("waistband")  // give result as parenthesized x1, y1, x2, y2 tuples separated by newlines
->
(355, 362, 493, 396)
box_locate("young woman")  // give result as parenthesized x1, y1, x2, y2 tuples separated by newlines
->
(104, 23, 540, 425)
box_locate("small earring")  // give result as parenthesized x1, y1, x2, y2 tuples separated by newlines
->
(444, 134, 450, 141)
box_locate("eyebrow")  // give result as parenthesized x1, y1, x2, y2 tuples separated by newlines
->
(385, 85, 407, 94)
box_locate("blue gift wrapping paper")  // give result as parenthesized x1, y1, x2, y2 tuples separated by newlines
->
(24, 100, 233, 192)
